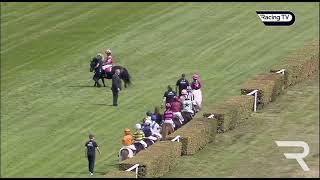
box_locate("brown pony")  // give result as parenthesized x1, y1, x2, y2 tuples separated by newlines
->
(160, 122, 174, 141)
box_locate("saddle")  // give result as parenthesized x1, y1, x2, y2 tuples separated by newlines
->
(102, 65, 112, 73)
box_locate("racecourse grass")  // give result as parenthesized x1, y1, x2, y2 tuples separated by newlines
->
(1, 2, 319, 178)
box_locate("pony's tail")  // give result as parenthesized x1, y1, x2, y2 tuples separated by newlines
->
(122, 67, 131, 87)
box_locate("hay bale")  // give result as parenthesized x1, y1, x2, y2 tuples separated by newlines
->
(105, 170, 136, 178)
(167, 118, 217, 155)
(240, 79, 276, 109)
(119, 141, 181, 178)
(270, 40, 319, 87)
(251, 73, 284, 101)
(203, 95, 253, 133)
(204, 103, 240, 133)
(223, 95, 254, 121)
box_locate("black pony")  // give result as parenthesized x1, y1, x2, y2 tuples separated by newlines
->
(90, 57, 131, 88)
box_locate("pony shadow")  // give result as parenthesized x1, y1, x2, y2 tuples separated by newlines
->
(92, 104, 115, 106)
(68, 85, 95, 88)
(65, 171, 106, 175)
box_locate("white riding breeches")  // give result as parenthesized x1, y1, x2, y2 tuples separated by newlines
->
(102, 64, 112, 70)
(173, 112, 184, 124)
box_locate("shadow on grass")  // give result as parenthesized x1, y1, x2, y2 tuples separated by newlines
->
(65, 171, 106, 175)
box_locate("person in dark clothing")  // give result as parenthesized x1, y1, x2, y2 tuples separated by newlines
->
(176, 74, 189, 96)
(162, 85, 177, 108)
(84, 134, 101, 176)
(111, 69, 122, 106)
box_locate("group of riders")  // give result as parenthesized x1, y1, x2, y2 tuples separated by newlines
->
(119, 73, 203, 161)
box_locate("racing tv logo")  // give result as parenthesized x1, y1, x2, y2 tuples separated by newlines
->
(256, 11, 295, 26)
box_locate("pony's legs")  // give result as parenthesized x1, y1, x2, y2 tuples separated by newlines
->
(101, 77, 106, 87)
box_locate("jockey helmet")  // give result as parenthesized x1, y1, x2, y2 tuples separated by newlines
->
(124, 128, 130, 132)
(192, 74, 199, 80)
(174, 96, 180, 101)
(96, 53, 104, 60)
(151, 114, 157, 121)
(146, 111, 153, 116)
(165, 103, 171, 108)
(181, 89, 188, 95)
(186, 86, 192, 91)
(106, 48, 112, 54)
(135, 123, 141, 130)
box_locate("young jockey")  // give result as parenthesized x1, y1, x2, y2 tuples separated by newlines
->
(180, 89, 188, 101)
(122, 128, 136, 151)
(191, 74, 202, 108)
(170, 96, 184, 124)
(181, 96, 194, 117)
(102, 48, 113, 73)
(133, 124, 147, 148)
(150, 115, 162, 138)
(142, 120, 153, 138)
(163, 103, 175, 130)
(186, 86, 199, 113)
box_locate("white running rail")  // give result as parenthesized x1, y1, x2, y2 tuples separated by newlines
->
(171, 135, 181, 142)
(126, 164, 139, 178)
(246, 89, 258, 112)
(208, 114, 215, 119)
(276, 69, 286, 75)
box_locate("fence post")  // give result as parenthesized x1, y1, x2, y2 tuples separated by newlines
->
(125, 164, 140, 178)
(246, 89, 258, 112)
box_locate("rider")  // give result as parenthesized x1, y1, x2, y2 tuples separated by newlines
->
(133, 124, 147, 148)
(180, 89, 188, 101)
(142, 120, 153, 137)
(102, 48, 113, 73)
(171, 96, 184, 124)
(150, 115, 162, 138)
(191, 73, 202, 108)
(122, 128, 136, 151)
(163, 103, 175, 130)
(181, 95, 194, 117)
(186, 86, 199, 113)
(95, 53, 104, 70)
(191, 74, 201, 90)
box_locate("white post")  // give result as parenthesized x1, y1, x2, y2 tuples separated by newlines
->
(246, 89, 258, 112)
(208, 114, 215, 119)
(126, 164, 139, 178)
(171, 135, 181, 142)
(276, 69, 285, 75)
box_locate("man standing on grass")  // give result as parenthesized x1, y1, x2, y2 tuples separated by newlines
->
(111, 69, 122, 106)
(85, 134, 101, 176)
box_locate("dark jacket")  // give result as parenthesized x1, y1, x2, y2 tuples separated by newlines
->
(112, 73, 121, 91)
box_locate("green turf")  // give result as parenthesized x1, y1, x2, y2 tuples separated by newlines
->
(1, 2, 319, 178)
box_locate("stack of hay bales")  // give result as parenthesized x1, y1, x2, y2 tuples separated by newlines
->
(118, 141, 181, 178)
(167, 118, 217, 155)
(270, 40, 319, 88)
(204, 95, 254, 133)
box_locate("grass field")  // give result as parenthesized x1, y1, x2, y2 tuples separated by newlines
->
(1, 2, 319, 178)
